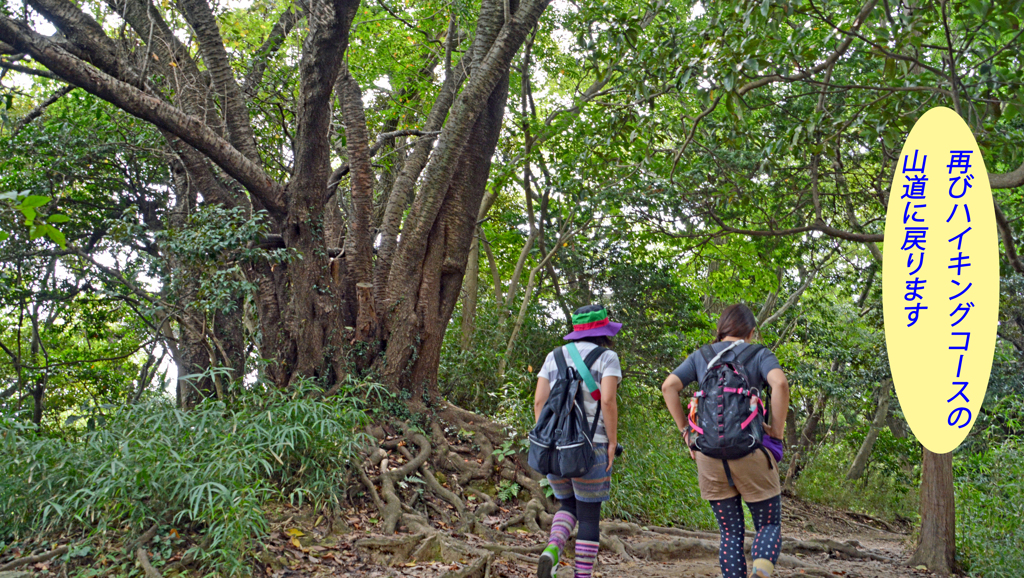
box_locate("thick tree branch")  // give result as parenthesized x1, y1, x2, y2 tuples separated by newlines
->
(338, 66, 375, 287)
(177, 0, 260, 161)
(26, 0, 131, 81)
(0, 58, 57, 78)
(288, 0, 360, 202)
(0, 20, 285, 214)
(386, 0, 551, 301)
(104, 0, 226, 137)
(990, 161, 1024, 190)
(374, 57, 468, 293)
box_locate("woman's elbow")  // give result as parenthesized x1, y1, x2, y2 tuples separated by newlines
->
(661, 379, 678, 395)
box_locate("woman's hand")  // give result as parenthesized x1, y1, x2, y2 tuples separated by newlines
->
(681, 429, 696, 460)
(601, 375, 619, 472)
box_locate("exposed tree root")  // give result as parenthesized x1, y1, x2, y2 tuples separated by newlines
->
(439, 552, 492, 578)
(783, 538, 894, 562)
(358, 466, 386, 513)
(136, 547, 163, 578)
(844, 511, 898, 532)
(599, 534, 634, 560)
(499, 466, 555, 513)
(501, 498, 547, 533)
(0, 545, 69, 571)
(128, 523, 160, 553)
(626, 537, 720, 561)
(352, 412, 894, 578)
(378, 456, 404, 534)
(477, 543, 547, 555)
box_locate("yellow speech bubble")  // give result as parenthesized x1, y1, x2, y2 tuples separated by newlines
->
(882, 106, 999, 454)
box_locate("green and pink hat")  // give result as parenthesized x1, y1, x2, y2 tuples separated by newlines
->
(563, 306, 623, 340)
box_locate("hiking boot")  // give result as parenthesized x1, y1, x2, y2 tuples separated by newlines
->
(537, 544, 559, 578)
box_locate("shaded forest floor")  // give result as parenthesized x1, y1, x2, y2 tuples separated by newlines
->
(252, 492, 928, 578)
(0, 423, 937, 578)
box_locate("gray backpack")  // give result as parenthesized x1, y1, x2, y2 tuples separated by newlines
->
(527, 346, 606, 479)
(687, 341, 773, 485)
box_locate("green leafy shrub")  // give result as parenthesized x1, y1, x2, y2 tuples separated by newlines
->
(0, 379, 375, 575)
(605, 385, 714, 530)
(955, 437, 1024, 577)
(795, 437, 919, 522)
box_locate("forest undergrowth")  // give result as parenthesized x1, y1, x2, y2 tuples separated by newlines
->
(3, 381, 1021, 577)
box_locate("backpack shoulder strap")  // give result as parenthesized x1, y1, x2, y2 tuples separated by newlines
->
(699, 344, 717, 370)
(566, 343, 601, 397)
(735, 343, 765, 367)
(582, 346, 608, 369)
(553, 347, 568, 380)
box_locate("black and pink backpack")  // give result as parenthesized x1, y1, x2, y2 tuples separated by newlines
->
(686, 341, 773, 484)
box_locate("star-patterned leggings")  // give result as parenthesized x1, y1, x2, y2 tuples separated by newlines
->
(709, 495, 781, 578)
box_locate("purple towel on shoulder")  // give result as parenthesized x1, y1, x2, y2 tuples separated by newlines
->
(762, 434, 784, 462)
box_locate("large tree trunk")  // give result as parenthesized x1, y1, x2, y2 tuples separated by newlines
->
(908, 449, 956, 574)
(1, 0, 551, 404)
(846, 379, 892, 480)
(382, 57, 513, 400)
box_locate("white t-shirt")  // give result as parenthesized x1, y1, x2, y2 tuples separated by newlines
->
(537, 341, 622, 444)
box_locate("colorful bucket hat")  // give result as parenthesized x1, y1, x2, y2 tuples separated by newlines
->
(562, 306, 623, 341)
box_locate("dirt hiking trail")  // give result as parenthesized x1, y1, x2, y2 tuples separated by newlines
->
(260, 492, 936, 578)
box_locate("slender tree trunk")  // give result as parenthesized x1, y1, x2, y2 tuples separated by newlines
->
(461, 229, 481, 350)
(909, 449, 956, 574)
(499, 230, 538, 321)
(798, 391, 828, 455)
(785, 403, 798, 451)
(787, 390, 828, 484)
(481, 226, 502, 303)
(31, 382, 44, 426)
(460, 190, 496, 351)
(846, 379, 892, 480)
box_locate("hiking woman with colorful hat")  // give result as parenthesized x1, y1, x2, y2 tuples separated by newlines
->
(533, 305, 622, 578)
(661, 303, 790, 578)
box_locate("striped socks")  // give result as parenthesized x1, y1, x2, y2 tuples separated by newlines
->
(574, 539, 600, 578)
(547, 510, 576, 550)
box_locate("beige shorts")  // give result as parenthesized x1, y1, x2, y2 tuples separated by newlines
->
(695, 449, 780, 503)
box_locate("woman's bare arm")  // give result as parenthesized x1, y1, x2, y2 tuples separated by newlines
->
(534, 377, 550, 422)
(766, 368, 789, 439)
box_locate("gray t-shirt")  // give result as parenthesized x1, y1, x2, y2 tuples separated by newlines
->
(671, 341, 781, 390)
(537, 341, 622, 444)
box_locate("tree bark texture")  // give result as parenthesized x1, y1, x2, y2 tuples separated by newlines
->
(908, 449, 956, 575)
(0, 0, 553, 401)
